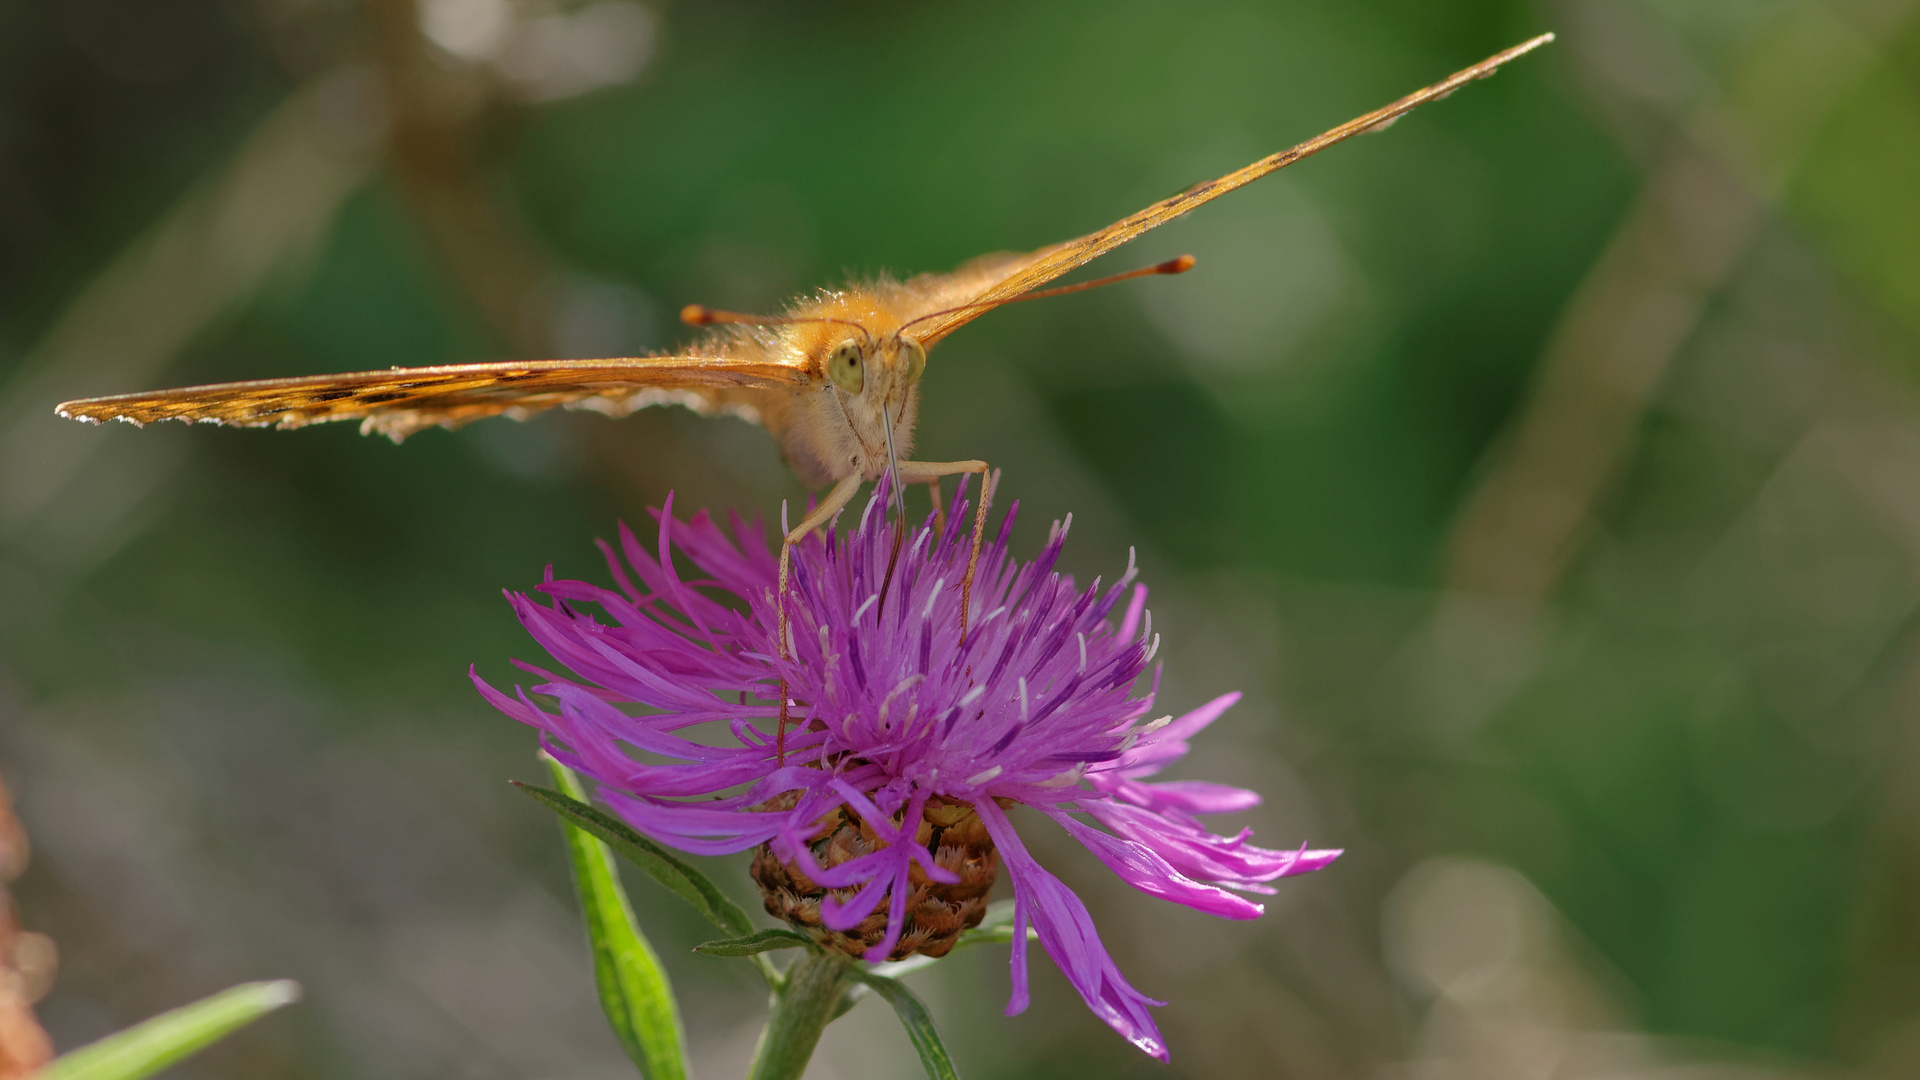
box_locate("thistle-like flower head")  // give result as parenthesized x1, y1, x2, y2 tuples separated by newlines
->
(477, 480, 1338, 1060)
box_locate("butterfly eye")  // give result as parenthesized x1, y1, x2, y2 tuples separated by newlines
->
(827, 341, 865, 394)
(899, 337, 927, 386)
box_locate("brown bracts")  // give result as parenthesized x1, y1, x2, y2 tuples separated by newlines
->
(750, 794, 998, 962)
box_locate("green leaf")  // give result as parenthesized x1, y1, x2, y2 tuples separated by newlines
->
(514, 779, 756, 937)
(693, 928, 814, 956)
(42, 980, 300, 1080)
(949, 899, 1032, 949)
(546, 756, 689, 1080)
(848, 972, 962, 1080)
(829, 981, 869, 1021)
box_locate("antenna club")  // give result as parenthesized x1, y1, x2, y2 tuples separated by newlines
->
(681, 304, 714, 326)
(1162, 255, 1197, 274)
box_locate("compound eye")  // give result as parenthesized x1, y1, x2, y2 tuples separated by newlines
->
(899, 337, 927, 385)
(826, 341, 865, 394)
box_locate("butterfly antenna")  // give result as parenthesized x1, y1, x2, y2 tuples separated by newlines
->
(893, 255, 1196, 338)
(682, 305, 877, 346)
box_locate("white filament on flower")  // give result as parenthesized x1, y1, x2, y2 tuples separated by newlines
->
(1037, 764, 1088, 787)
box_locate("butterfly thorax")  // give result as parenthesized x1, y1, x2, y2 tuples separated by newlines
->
(716, 287, 926, 489)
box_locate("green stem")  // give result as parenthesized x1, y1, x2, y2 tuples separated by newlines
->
(746, 951, 852, 1080)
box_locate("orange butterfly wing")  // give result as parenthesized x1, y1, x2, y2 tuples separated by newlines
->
(910, 34, 1555, 347)
(53, 38, 1552, 446)
(54, 355, 812, 441)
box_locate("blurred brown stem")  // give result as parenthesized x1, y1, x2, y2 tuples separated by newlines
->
(1445, 0, 1898, 605)
(0, 779, 53, 1079)
(363, 0, 565, 358)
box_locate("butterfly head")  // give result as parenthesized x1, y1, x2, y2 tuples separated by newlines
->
(814, 327, 928, 487)
(822, 334, 925, 399)
(683, 301, 933, 483)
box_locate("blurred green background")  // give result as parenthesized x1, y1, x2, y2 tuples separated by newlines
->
(6, 0, 1920, 1076)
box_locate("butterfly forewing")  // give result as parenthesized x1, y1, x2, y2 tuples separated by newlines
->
(55, 355, 813, 440)
(910, 33, 1555, 346)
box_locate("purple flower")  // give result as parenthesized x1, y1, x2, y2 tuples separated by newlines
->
(477, 480, 1339, 1060)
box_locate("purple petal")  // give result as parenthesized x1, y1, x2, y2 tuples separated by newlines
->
(1084, 799, 1341, 886)
(975, 799, 1169, 1061)
(598, 790, 784, 855)
(1089, 776, 1263, 815)
(1118, 584, 1148, 641)
(1103, 691, 1241, 777)
(820, 872, 890, 931)
(1047, 810, 1264, 919)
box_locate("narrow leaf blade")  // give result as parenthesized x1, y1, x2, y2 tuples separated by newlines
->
(850, 973, 962, 1080)
(954, 924, 1030, 948)
(515, 780, 755, 936)
(693, 928, 814, 957)
(42, 980, 300, 1080)
(547, 756, 689, 1080)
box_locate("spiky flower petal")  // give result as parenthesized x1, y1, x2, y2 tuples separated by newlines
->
(478, 481, 1339, 1060)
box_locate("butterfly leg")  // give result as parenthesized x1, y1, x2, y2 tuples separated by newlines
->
(928, 478, 946, 535)
(898, 460, 992, 644)
(774, 473, 864, 761)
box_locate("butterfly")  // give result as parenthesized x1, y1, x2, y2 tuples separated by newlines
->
(57, 34, 1553, 661)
